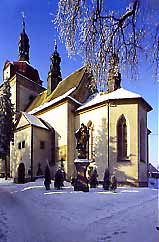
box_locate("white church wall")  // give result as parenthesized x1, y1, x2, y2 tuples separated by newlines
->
(10, 127, 31, 179)
(17, 84, 38, 112)
(10, 79, 17, 112)
(109, 101, 139, 185)
(76, 104, 108, 180)
(3, 64, 11, 80)
(32, 127, 52, 177)
(36, 102, 68, 170)
(66, 102, 76, 179)
(16, 114, 29, 129)
(76, 100, 141, 185)
(138, 104, 148, 185)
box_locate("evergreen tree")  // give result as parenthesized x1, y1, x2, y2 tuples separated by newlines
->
(0, 79, 14, 179)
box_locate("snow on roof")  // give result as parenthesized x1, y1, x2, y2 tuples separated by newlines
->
(77, 88, 143, 111)
(68, 96, 82, 105)
(22, 112, 49, 129)
(18, 60, 34, 67)
(29, 87, 77, 114)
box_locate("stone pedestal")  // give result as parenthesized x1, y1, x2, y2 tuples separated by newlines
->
(74, 159, 90, 192)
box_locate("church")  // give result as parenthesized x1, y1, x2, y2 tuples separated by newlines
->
(0, 19, 152, 186)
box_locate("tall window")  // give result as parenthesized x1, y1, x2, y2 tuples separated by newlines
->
(117, 115, 127, 160)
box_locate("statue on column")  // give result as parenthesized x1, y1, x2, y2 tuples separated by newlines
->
(75, 123, 89, 159)
(74, 123, 90, 192)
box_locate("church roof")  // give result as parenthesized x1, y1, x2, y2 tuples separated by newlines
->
(21, 112, 49, 130)
(27, 66, 86, 112)
(13, 61, 42, 85)
(149, 163, 159, 173)
(28, 88, 82, 115)
(77, 87, 152, 112)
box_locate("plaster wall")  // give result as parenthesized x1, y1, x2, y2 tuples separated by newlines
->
(10, 80, 16, 112)
(10, 127, 31, 178)
(76, 101, 140, 185)
(17, 84, 39, 112)
(138, 104, 148, 185)
(32, 127, 52, 177)
(36, 102, 68, 171)
(16, 115, 29, 128)
(67, 102, 77, 179)
(3, 65, 11, 80)
(76, 104, 108, 180)
(109, 102, 139, 185)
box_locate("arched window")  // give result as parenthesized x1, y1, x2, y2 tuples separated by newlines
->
(117, 115, 127, 160)
(140, 119, 145, 161)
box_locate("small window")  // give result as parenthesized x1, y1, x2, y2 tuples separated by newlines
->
(40, 141, 45, 149)
(18, 142, 21, 149)
(22, 141, 25, 148)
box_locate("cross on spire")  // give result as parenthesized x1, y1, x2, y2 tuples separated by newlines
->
(18, 12, 30, 62)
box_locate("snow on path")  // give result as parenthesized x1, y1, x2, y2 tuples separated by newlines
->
(0, 179, 158, 242)
(0, 185, 55, 242)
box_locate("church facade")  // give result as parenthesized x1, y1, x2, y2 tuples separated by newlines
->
(0, 20, 152, 186)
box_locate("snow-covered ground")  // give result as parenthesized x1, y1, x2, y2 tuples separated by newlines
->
(0, 178, 158, 242)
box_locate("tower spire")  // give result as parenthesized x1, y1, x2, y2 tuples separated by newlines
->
(107, 52, 121, 92)
(22, 12, 25, 32)
(47, 41, 62, 95)
(54, 40, 57, 51)
(18, 13, 30, 63)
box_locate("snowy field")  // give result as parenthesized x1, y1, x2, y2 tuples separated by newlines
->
(0, 178, 158, 242)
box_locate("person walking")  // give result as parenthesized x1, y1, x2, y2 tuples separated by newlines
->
(109, 174, 117, 192)
(103, 168, 110, 190)
(44, 165, 51, 190)
(54, 167, 64, 189)
(90, 167, 98, 188)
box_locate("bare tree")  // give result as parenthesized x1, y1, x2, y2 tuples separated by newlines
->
(54, 0, 159, 90)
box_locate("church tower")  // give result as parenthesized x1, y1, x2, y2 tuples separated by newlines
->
(107, 53, 121, 92)
(2, 16, 45, 115)
(47, 42, 62, 95)
(18, 15, 30, 62)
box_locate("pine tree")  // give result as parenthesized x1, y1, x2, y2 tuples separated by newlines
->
(0, 79, 14, 179)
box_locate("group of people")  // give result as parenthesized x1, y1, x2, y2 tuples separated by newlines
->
(71, 167, 117, 192)
(44, 165, 65, 190)
(103, 168, 117, 192)
(44, 164, 117, 192)
(54, 167, 65, 189)
(88, 167, 117, 192)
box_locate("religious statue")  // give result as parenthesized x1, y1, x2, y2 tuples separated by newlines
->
(75, 123, 89, 159)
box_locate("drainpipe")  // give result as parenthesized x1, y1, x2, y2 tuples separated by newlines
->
(31, 125, 33, 182)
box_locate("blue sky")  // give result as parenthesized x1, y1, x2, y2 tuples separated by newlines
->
(0, 0, 158, 167)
